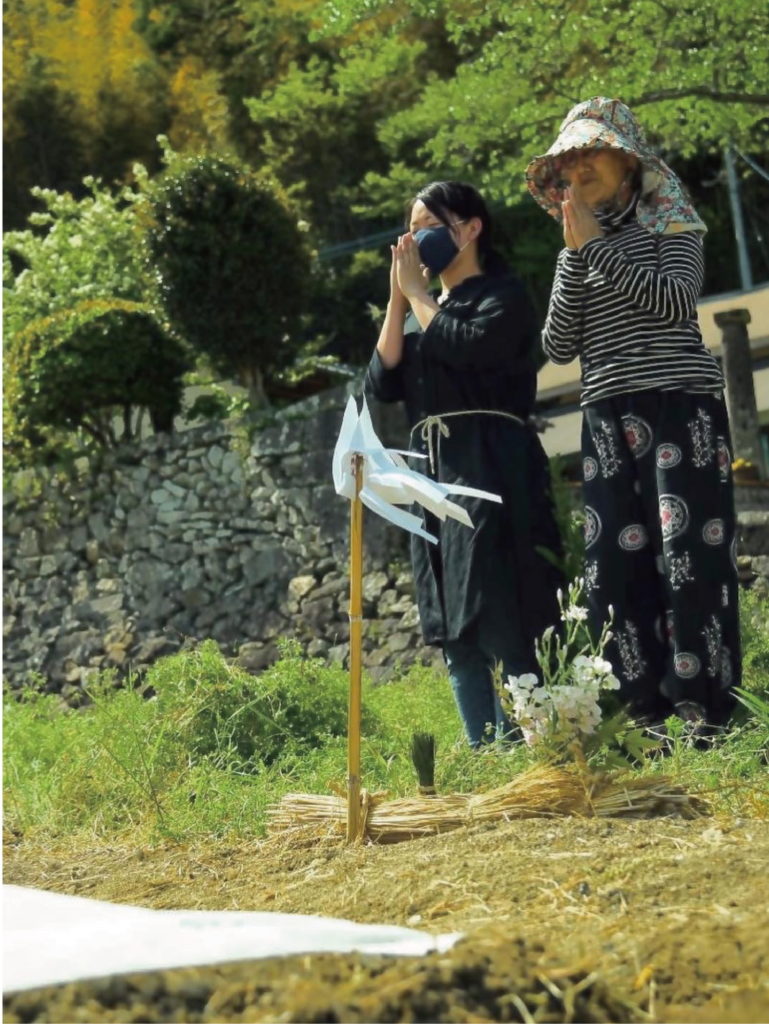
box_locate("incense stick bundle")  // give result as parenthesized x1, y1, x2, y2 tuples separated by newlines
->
(411, 732, 437, 796)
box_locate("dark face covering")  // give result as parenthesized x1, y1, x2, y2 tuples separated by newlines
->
(413, 225, 459, 276)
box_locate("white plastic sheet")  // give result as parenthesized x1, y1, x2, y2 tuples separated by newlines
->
(3, 885, 461, 994)
(332, 396, 501, 543)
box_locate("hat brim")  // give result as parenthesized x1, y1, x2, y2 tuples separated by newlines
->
(525, 119, 657, 218)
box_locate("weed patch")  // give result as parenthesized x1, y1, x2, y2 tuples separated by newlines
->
(4, 602, 769, 847)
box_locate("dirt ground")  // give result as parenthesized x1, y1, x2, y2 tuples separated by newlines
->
(4, 810, 769, 1023)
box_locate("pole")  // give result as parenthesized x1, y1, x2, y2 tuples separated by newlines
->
(716, 308, 766, 479)
(346, 452, 364, 842)
(724, 147, 753, 291)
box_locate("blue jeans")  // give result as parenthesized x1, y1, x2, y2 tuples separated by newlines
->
(443, 634, 531, 747)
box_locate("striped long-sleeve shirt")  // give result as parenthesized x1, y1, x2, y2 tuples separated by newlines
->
(541, 206, 724, 406)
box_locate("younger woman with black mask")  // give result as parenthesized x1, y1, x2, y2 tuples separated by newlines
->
(365, 180, 563, 746)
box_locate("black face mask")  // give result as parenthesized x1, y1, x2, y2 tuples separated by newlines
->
(413, 224, 460, 276)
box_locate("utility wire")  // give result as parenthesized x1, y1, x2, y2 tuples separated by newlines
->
(734, 148, 769, 184)
(318, 153, 768, 262)
(318, 225, 401, 260)
(744, 202, 769, 275)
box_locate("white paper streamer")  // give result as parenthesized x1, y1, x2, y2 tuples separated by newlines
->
(332, 396, 501, 543)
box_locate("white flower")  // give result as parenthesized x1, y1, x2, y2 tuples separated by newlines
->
(504, 672, 539, 693)
(501, 600, 617, 746)
(563, 605, 588, 623)
(571, 656, 598, 683)
(591, 656, 614, 677)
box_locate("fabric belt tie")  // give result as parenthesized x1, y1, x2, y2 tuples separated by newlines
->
(411, 409, 527, 475)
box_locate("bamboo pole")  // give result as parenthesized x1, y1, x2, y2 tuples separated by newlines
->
(346, 453, 364, 842)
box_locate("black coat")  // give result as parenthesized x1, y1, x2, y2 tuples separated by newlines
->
(364, 272, 563, 650)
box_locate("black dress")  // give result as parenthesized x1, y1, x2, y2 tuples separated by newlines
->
(365, 272, 563, 656)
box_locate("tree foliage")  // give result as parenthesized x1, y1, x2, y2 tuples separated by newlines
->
(6, 301, 187, 461)
(3, 180, 188, 467)
(320, 0, 768, 208)
(142, 150, 311, 406)
(3, 0, 169, 228)
(5, 0, 767, 419)
(243, 13, 459, 239)
(4, 180, 148, 330)
(311, 0, 769, 300)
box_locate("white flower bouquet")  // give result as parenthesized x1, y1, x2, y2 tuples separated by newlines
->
(499, 580, 650, 764)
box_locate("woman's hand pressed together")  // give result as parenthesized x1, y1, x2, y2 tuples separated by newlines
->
(388, 239, 408, 309)
(395, 233, 431, 299)
(562, 185, 603, 250)
(395, 233, 440, 331)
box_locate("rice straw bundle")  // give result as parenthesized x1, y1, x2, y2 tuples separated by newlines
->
(268, 764, 708, 844)
(588, 774, 710, 819)
(466, 765, 587, 822)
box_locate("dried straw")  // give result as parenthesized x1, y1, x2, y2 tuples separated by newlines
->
(268, 765, 708, 843)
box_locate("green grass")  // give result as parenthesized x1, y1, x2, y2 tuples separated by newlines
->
(740, 586, 769, 698)
(4, 599, 768, 845)
(3, 645, 531, 843)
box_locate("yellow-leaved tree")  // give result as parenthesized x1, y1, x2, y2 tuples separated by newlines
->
(4, 0, 169, 227)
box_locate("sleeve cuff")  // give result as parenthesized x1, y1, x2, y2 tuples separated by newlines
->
(562, 248, 589, 275)
(365, 347, 395, 390)
(368, 347, 388, 379)
(419, 307, 451, 353)
(577, 236, 606, 260)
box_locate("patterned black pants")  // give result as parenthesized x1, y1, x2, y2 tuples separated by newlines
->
(581, 390, 740, 726)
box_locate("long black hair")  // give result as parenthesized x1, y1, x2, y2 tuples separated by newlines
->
(409, 181, 509, 276)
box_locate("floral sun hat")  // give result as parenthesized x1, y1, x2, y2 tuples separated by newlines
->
(525, 96, 706, 235)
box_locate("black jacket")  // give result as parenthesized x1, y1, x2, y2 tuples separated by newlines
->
(365, 272, 563, 649)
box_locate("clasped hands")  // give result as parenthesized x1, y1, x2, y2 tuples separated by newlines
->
(562, 185, 603, 250)
(390, 234, 430, 302)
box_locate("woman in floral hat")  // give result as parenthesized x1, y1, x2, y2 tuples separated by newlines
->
(526, 97, 740, 732)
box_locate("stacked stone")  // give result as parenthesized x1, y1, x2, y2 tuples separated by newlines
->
(272, 566, 424, 673)
(736, 510, 769, 593)
(3, 387, 431, 701)
(4, 383, 767, 702)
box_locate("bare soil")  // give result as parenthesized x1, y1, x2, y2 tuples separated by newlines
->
(4, 814, 769, 1023)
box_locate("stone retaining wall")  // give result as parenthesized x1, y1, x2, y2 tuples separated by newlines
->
(3, 385, 768, 700)
(3, 386, 437, 700)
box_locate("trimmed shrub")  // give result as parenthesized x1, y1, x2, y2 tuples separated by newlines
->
(143, 153, 311, 407)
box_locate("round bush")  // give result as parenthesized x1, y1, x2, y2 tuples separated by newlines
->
(146, 639, 374, 769)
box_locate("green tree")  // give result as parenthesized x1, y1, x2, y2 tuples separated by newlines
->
(234, 3, 462, 366)
(3, 0, 169, 229)
(133, 0, 330, 170)
(3, 64, 87, 231)
(244, 18, 458, 241)
(3, 179, 188, 467)
(311, 0, 769, 307)
(142, 150, 311, 407)
(5, 301, 187, 463)
(320, 0, 768, 205)
(4, 179, 148, 331)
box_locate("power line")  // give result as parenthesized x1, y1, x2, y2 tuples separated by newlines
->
(318, 226, 401, 260)
(734, 148, 769, 184)
(724, 148, 753, 290)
